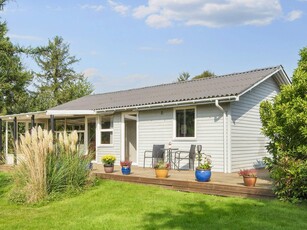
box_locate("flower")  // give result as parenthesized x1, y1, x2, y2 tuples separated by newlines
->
(154, 160, 170, 169)
(238, 169, 257, 177)
(102, 155, 116, 165)
(120, 160, 132, 167)
(196, 154, 212, 170)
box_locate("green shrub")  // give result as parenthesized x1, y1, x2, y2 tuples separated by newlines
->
(260, 47, 307, 202)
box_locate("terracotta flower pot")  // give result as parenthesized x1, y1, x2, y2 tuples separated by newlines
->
(104, 164, 114, 173)
(155, 169, 169, 178)
(243, 176, 257, 187)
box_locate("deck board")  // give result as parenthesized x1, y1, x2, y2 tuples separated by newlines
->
(93, 165, 274, 199)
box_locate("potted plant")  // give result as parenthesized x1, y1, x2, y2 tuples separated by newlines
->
(101, 155, 116, 173)
(195, 154, 212, 182)
(238, 169, 257, 187)
(120, 160, 132, 175)
(154, 160, 170, 178)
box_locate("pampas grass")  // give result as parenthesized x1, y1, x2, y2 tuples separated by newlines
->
(12, 127, 92, 204)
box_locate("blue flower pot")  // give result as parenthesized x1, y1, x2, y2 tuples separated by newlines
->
(195, 169, 211, 182)
(121, 166, 131, 175)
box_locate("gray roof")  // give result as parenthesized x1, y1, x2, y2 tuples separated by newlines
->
(49, 65, 288, 112)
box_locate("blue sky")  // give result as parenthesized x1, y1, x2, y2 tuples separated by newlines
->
(1, 0, 306, 93)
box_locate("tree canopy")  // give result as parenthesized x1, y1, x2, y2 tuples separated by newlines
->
(193, 70, 215, 79)
(177, 70, 215, 82)
(32, 36, 93, 110)
(0, 4, 32, 115)
(260, 47, 307, 202)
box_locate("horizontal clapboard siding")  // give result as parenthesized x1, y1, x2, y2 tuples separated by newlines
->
(138, 105, 225, 172)
(96, 113, 121, 165)
(196, 104, 224, 172)
(231, 77, 280, 171)
(138, 109, 173, 168)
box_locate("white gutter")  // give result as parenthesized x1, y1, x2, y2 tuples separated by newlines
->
(215, 100, 228, 173)
(96, 95, 239, 113)
(46, 110, 96, 115)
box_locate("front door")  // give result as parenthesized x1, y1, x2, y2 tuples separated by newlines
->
(124, 113, 137, 164)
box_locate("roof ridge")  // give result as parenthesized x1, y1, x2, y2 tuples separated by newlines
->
(88, 65, 281, 96)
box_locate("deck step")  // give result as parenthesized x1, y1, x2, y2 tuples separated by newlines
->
(95, 172, 275, 199)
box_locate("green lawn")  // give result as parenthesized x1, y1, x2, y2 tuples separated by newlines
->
(0, 172, 307, 230)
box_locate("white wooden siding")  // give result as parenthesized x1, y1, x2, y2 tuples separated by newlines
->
(231, 77, 280, 172)
(96, 113, 121, 165)
(138, 105, 225, 172)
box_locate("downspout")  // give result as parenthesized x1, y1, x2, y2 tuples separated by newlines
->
(215, 100, 227, 173)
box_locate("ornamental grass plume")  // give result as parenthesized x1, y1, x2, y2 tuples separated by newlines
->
(12, 128, 91, 204)
(15, 127, 54, 203)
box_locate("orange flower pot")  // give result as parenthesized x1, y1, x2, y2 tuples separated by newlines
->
(155, 169, 169, 178)
(243, 176, 257, 187)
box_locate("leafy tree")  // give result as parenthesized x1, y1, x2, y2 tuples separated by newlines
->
(0, 2, 32, 115)
(177, 70, 215, 82)
(260, 47, 307, 202)
(177, 72, 190, 82)
(193, 70, 215, 79)
(33, 36, 93, 110)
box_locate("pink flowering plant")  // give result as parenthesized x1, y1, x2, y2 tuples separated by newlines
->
(154, 160, 170, 169)
(120, 160, 132, 167)
(238, 169, 257, 177)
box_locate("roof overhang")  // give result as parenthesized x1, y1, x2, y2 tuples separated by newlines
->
(0, 111, 48, 122)
(95, 95, 239, 113)
(46, 110, 96, 115)
(237, 66, 291, 98)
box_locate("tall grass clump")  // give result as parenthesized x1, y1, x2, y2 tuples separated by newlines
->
(11, 127, 92, 204)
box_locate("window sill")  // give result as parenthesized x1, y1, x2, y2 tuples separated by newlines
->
(173, 137, 197, 141)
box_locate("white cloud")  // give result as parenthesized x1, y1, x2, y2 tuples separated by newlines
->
(8, 33, 43, 41)
(108, 0, 129, 16)
(285, 10, 303, 21)
(167, 38, 183, 45)
(80, 4, 104, 12)
(133, 0, 283, 28)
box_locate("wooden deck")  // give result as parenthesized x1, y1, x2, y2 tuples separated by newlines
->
(93, 165, 274, 199)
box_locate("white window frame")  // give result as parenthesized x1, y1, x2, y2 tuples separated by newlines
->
(173, 106, 197, 140)
(99, 115, 114, 146)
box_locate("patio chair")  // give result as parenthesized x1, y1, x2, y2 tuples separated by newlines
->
(143, 144, 165, 168)
(174, 145, 196, 170)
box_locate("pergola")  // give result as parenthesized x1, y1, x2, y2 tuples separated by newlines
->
(0, 111, 55, 164)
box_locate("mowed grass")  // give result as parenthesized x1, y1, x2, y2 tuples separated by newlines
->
(0, 172, 307, 230)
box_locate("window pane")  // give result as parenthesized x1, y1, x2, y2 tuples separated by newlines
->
(55, 120, 65, 131)
(185, 109, 195, 137)
(101, 116, 112, 129)
(176, 109, 195, 137)
(66, 118, 85, 131)
(176, 110, 185, 137)
(101, 132, 113, 144)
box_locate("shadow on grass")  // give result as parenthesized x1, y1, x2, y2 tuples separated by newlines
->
(140, 197, 307, 230)
(0, 173, 12, 197)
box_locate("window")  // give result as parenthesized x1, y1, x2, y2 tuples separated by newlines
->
(176, 108, 195, 138)
(100, 116, 113, 145)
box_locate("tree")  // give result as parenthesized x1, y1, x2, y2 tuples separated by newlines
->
(0, 2, 32, 115)
(33, 36, 93, 110)
(177, 72, 190, 82)
(260, 47, 307, 202)
(193, 70, 215, 80)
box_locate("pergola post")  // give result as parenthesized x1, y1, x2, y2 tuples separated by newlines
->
(13, 117, 17, 165)
(31, 115, 35, 130)
(50, 115, 55, 133)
